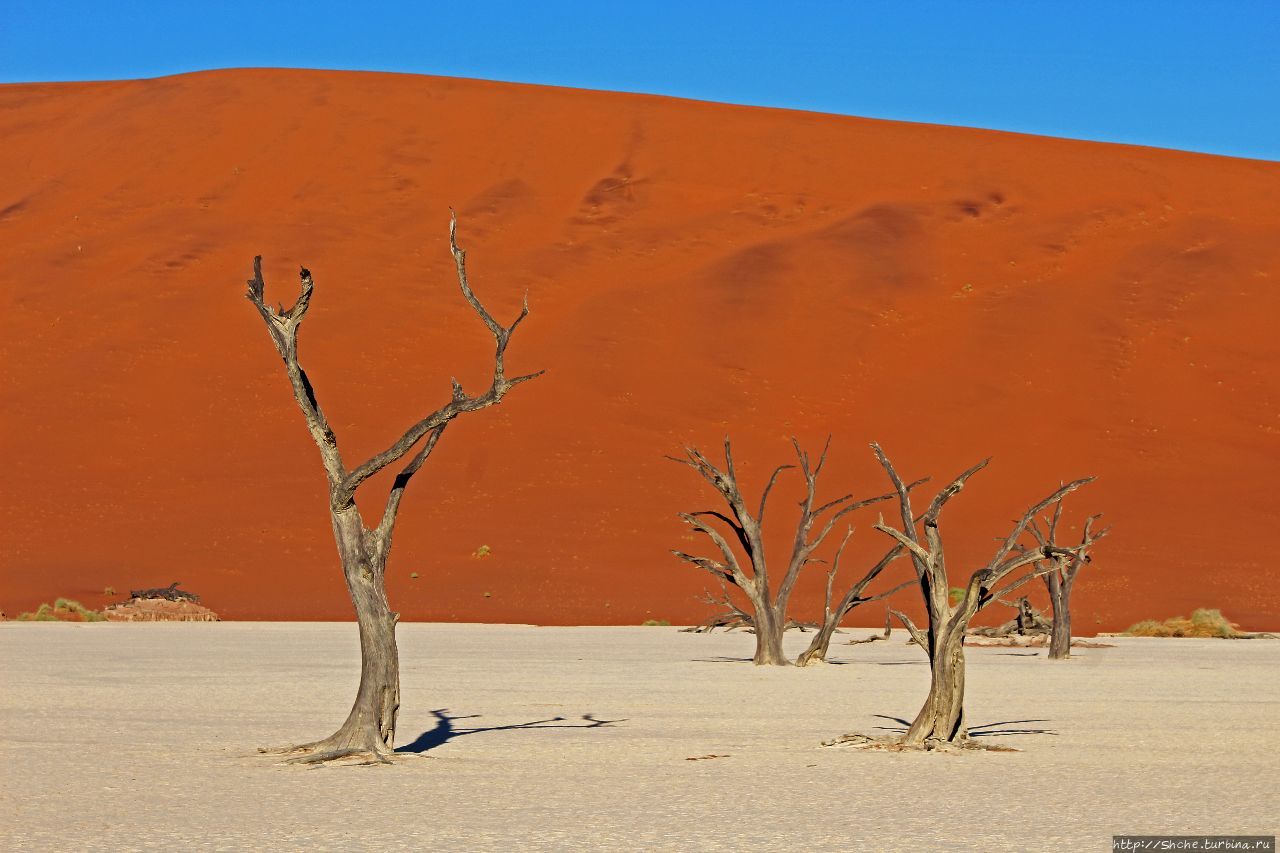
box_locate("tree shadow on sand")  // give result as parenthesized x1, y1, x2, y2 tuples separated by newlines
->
(870, 714, 1058, 738)
(690, 656, 755, 663)
(397, 709, 625, 755)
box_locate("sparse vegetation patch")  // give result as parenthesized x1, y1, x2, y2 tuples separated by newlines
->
(16, 599, 105, 622)
(1124, 609, 1276, 639)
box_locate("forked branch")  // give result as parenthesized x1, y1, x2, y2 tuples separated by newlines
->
(247, 214, 542, 516)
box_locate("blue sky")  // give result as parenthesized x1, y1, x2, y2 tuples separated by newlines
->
(4, 1, 1277, 160)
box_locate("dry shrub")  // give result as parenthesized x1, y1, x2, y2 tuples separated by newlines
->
(1125, 608, 1241, 638)
(17, 599, 105, 622)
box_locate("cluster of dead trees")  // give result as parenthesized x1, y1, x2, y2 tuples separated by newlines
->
(672, 438, 1107, 749)
(243, 213, 1105, 761)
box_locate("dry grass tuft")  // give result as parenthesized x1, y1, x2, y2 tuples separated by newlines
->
(17, 599, 105, 622)
(1124, 608, 1258, 638)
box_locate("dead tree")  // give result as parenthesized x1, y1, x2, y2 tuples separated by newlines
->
(966, 596, 1052, 638)
(247, 213, 539, 764)
(128, 582, 200, 603)
(794, 528, 916, 666)
(671, 438, 897, 665)
(869, 443, 1095, 749)
(1028, 501, 1109, 659)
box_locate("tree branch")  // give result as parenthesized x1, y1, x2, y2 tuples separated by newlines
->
(872, 517, 934, 565)
(376, 423, 447, 544)
(246, 260, 345, 486)
(809, 482, 923, 556)
(871, 441, 978, 589)
(673, 551, 738, 586)
(338, 214, 542, 502)
(756, 463, 795, 527)
(688, 510, 752, 556)
(977, 477, 1095, 588)
(986, 560, 1057, 603)
(820, 527, 855, 619)
(1065, 516, 1110, 583)
(854, 577, 916, 608)
(891, 609, 929, 650)
(678, 513, 750, 588)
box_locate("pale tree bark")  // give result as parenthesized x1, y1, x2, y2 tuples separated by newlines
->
(1029, 502, 1110, 659)
(248, 213, 540, 764)
(869, 443, 1097, 748)
(672, 438, 898, 665)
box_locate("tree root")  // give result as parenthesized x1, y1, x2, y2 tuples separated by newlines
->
(287, 747, 397, 766)
(819, 733, 1018, 753)
(258, 735, 402, 766)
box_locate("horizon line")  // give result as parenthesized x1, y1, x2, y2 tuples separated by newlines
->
(6, 64, 1277, 166)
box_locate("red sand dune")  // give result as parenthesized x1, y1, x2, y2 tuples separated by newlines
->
(2, 69, 1277, 630)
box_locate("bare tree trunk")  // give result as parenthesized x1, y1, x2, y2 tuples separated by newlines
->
(1047, 573, 1073, 660)
(904, 627, 967, 745)
(796, 618, 841, 667)
(248, 214, 539, 764)
(752, 606, 789, 666)
(324, 510, 400, 755)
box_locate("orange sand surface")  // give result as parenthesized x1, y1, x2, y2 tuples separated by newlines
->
(1, 69, 1276, 628)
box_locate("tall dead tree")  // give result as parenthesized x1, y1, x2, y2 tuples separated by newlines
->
(671, 438, 898, 666)
(869, 443, 1095, 749)
(1029, 501, 1109, 660)
(248, 214, 539, 764)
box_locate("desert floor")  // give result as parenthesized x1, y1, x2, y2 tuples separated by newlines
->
(2, 623, 1276, 851)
